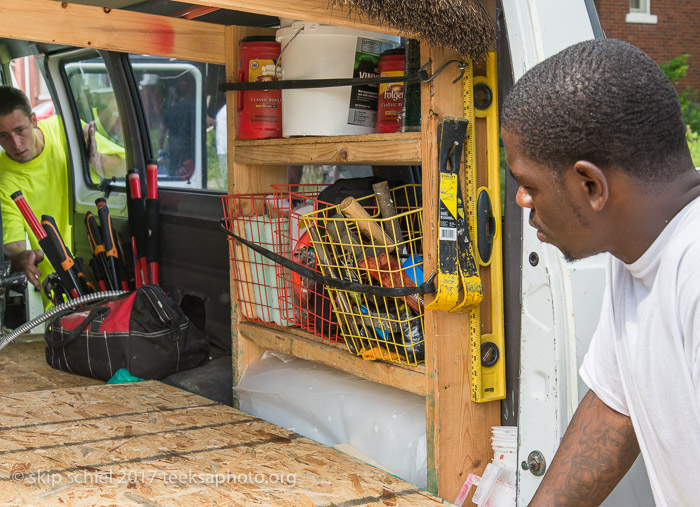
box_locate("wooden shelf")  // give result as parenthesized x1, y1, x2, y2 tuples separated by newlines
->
(238, 321, 426, 396)
(233, 132, 421, 166)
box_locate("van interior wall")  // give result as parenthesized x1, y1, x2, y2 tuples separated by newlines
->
(72, 192, 231, 357)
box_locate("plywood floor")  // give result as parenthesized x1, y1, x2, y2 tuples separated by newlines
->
(0, 337, 103, 393)
(0, 381, 448, 506)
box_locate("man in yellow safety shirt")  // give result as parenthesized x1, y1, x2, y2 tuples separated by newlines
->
(0, 86, 124, 305)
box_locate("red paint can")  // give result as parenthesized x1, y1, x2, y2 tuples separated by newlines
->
(236, 36, 282, 139)
(376, 48, 405, 134)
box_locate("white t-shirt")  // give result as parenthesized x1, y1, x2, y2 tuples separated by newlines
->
(580, 195, 700, 507)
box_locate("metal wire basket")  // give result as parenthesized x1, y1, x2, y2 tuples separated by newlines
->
(301, 184, 425, 365)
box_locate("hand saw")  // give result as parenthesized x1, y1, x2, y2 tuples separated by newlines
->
(425, 118, 483, 312)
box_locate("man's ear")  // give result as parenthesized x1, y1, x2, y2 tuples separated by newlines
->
(573, 160, 608, 212)
(30, 112, 38, 128)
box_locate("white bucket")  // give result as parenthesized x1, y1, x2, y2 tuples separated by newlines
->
(276, 22, 399, 137)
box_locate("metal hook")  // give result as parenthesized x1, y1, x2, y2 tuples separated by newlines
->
(418, 59, 468, 84)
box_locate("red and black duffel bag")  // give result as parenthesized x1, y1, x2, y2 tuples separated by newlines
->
(44, 285, 210, 381)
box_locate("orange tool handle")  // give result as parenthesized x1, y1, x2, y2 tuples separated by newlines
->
(84, 211, 106, 256)
(96, 198, 118, 259)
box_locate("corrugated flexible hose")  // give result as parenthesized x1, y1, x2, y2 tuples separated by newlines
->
(0, 290, 127, 352)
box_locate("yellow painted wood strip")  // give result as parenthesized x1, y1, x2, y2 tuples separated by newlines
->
(239, 322, 427, 396)
(0, 0, 225, 64)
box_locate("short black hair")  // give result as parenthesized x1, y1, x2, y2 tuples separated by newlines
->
(0, 86, 32, 119)
(501, 39, 690, 180)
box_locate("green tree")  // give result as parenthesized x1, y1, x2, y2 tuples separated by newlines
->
(660, 54, 700, 166)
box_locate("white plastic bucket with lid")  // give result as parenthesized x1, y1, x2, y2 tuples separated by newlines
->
(276, 22, 399, 137)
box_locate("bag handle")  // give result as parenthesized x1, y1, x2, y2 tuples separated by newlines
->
(220, 219, 435, 298)
(45, 306, 111, 348)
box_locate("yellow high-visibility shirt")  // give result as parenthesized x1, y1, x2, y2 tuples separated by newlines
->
(0, 115, 71, 304)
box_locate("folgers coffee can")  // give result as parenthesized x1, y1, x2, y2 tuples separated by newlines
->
(236, 36, 282, 139)
(376, 47, 405, 134)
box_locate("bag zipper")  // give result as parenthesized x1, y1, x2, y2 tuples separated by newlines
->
(141, 286, 172, 325)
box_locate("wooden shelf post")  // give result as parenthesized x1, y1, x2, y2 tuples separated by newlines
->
(225, 25, 288, 390)
(420, 45, 501, 498)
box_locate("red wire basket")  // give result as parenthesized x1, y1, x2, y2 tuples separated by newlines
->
(222, 193, 295, 328)
(270, 184, 342, 343)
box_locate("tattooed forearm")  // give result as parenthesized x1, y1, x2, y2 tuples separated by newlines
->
(529, 390, 639, 507)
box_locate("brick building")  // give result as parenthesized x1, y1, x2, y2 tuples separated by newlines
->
(594, 0, 700, 91)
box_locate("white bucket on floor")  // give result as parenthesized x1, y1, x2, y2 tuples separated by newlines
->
(276, 22, 399, 136)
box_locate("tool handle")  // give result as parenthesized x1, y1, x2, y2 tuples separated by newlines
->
(11, 191, 46, 241)
(40, 215, 84, 298)
(325, 215, 365, 258)
(40, 215, 75, 272)
(126, 171, 147, 260)
(145, 160, 160, 283)
(84, 211, 106, 255)
(74, 256, 96, 293)
(372, 181, 405, 246)
(375, 251, 422, 313)
(146, 159, 158, 200)
(127, 170, 143, 199)
(145, 199, 160, 262)
(95, 199, 118, 259)
(339, 197, 395, 252)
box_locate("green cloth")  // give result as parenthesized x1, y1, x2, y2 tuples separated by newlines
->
(107, 368, 144, 384)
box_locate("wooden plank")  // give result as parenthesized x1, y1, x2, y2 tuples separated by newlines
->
(189, 0, 404, 36)
(0, 0, 225, 64)
(226, 26, 289, 392)
(0, 382, 448, 505)
(234, 132, 422, 165)
(239, 322, 427, 396)
(0, 339, 102, 393)
(420, 45, 500, 499)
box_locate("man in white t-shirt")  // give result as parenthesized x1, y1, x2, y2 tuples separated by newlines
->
(501, 39, 700, 506)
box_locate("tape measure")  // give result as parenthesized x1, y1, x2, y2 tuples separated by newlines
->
(464, 53, 506, 402)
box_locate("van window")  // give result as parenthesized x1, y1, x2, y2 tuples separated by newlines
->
(129, 56, 227, 191)
(63, 55, 128, 185)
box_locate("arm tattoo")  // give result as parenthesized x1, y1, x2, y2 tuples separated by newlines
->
(531, 390, 640, 506)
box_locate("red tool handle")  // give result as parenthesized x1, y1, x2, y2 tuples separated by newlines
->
(145, 159, 160, 284)
(128, 171, 143, 199)
(126, 170, 148, 286)
(357, 251, 421, 313)
(146, 159, 158, 200)
(10, 191, 46, 241)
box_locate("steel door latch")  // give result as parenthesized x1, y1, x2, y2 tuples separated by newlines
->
(521, 450, 547, 476)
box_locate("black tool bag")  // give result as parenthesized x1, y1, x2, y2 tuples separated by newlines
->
(44, 285, 210, 381)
